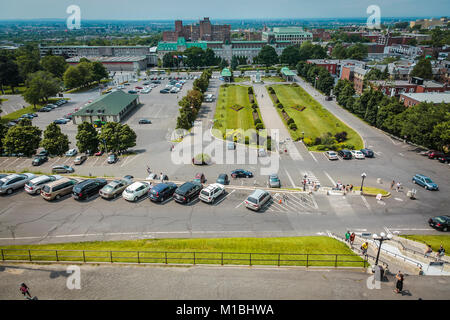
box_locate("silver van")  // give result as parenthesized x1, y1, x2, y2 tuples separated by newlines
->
(244, 189, 271, 211)
(25, 175, 62, 195)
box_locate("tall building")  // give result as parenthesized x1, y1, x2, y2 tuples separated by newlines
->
(262, 27, 312, 45)
(163, 18, 231, 42)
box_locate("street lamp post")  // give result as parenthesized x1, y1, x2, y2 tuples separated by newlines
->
(360, 172, 367, 192)
(372, 232, 393, 266)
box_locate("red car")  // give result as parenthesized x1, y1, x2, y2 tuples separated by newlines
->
(428, 150, 445, 159)
(94, 150, 104, 156)
(135, 86, 143, 90)
(193, 173, 206, 184)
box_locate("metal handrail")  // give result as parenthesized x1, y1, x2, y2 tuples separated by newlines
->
(370, 241, 423, 269)
(389, 238, 449, 265)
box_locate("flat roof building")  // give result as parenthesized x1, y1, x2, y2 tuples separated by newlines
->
(262, 27, 312, 45)
(72, 90, 139, 125)
(400, 92, 450, 107)
(66, 56, 148, 71)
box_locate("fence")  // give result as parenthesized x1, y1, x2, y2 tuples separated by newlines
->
(0, 248, 367, 268)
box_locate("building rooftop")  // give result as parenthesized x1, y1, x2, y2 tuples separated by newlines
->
(66, 56, 147, 63)
(73, 90, 138, 117)
(401, 92, 450, 104)
(280, 67, 296, 76)
(220, 68, 232, 77)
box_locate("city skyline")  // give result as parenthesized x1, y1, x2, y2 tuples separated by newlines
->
(1, 0, 449, 20)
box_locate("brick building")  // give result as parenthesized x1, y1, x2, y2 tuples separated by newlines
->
(400, 92, 450, 107)
(306, 59, 338, 75)
(163, 18, 231, 42)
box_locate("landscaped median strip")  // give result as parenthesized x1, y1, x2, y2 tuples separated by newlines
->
(0, 237, 367, 268)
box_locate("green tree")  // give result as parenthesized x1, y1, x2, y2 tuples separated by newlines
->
(0, 122, 8, 153)
(255, 45, 279, 67)
(23, 71, 62, 107)
(118, 124, 137, 152)
(40, 55, 68, 79)
(280, 45, 300, 66)
(346, 43, 368, 60)
(41, 122, 70, 156)
(331, 43, 348, 59)
(63, 65, 83, 89)
(77, 61, 94, 86)
(410, 57, 433, 79)
(76, 122, 99, 153)
(15, 51, 41, 80)
(184, 47, 205, 68)
(0, 51, 22, 94)
(231, 55, 239, 70)
(91, 61, 109, 82)
(97, 122, 136, 154)
(2, 122, 41, 156)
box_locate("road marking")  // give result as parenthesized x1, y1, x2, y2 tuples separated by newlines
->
(92, 157, 100, 166)
(399, 153, 404, 157)
(235, 201, 244, 208)
(214, 189, 235, 205)
(361, 195, 371, 211)
(121, 154, 142, 167)
(8, 158, 21, 166)
(309, 152, 318, 163)
(394, 197, 403, 201)
(388, 228, 431, 231)
(63, 157, 71, 164)
(323, 171, 336, 186)
(284, 169, 297, 188)
(383, 226, 391, 235)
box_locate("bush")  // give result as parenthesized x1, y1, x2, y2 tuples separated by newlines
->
(193, 153, 211, 165)
(303, 137, 313, 146)
(277, 103, 283, 109)
(254, 118, 262, 125)
(248, 87, 253, 94)
(287, 118, 295, 125)
(334, 131, 348, 142)
(245, 136, 250, 145)
(289, 123, 297, 130)
(255, 123, 264, 130)
(314, 137, 322, 145)
(252, 103, 258, 109)
(266, 136, 272, 150)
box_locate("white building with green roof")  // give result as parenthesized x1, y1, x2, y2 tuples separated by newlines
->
(262, 27, 312, 45)
(72, 90, 139, 125)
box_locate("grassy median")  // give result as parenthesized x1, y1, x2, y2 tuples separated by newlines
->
(269, 84, 363, 149)
(0, 236, 365, 267)
(400, 235, 450, 255)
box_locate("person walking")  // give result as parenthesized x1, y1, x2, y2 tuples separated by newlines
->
(361, 242, 368, 256)
(396, 182, 402, 192)
(424, 245, 433, 258)
(390, 180, 395, 190)
(19, 283, 32, 299)
(394, 271, 404, 294)
(437, 245, 445, 260)
(349, 232, 356, 246)
(160, 172, 164, 183)
(345, 231, 350, 243)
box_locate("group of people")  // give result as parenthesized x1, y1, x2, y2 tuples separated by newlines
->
(344, 231, 356, 246)
(335, 183, 353, 193)
(390, 180, 402, 192)
(425, 244, 446, 260)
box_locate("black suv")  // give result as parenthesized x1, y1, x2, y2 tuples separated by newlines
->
(32, 155, 48, 166)
(149, 182, 178, 202)
(72, 178, 108, 200)
(338, 149, 352, 159)
(173, 182, 203, 204)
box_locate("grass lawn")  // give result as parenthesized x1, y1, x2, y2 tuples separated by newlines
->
(1, 85, 26, 95)
(262, 76, 285, 82)
(0, 98, 69, 124)
(0, 236, 365, 267)
(357, 186, 390, 196)
(212, 85, 264, 140)
(400, 235, 450, 255)
(233, 77, 251, 83)
(269, 84, 363, 149)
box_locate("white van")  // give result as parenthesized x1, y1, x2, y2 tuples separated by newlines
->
(204, 94, 214, 102)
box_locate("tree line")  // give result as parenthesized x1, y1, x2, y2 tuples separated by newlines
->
(0, 120, 137, 157)
(334, 79, 450, 151)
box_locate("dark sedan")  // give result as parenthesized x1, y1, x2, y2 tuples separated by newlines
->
(437, 155, 450, 164)
(231, 169, 253, 178)
(428, 215, 450, 232)
(107, 154, 118, 164)
(338, 149, 352, 159)
(32, 156, 48, 166)
(360, 148, 374, 158)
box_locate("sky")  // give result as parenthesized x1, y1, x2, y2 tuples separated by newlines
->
(0, 0, 449, 20)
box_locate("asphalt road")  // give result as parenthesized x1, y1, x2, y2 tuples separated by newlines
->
(0, 72, 449, 245)
(1, 263, 449, 300)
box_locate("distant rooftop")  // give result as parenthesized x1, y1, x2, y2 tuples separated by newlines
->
(66, 56, 147, 63)
(401, 92, 450, 104)
(73, 90, 138, 117)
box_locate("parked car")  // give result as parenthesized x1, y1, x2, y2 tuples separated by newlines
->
(412, 174, 439, 191)
(227, 142, 236, 150)
(437, 155, 450, 163)
(244, 189, 271, 211)
(94, 150, 104, 156)
(231, 169, 253, 178)
(73, 155, 87, 165)
(173, 181, 203, 204)
(160, 89, 170, 94)
(351, 150, 365, 159)
(32, 155, 48, 166)
(428, 150, 445, 159)
(268, 174, 281, 188)
(53, 118, 68, 124)
(52, 165, 75, 174)
(325, 151, 338, 160)
(36, 150, 49, 157)
(428, 215, 450, 232)
(65, 149, 77, 157)
(41, 177, 78, 201)
(338, 149, 352, 159)
(25, 175, 62, 195)
(72, 178, 108, 200)
(107, 153, 118, 164)
(193, 173, 206, 184)
(216, 174, 229, 185)
(128, 90, 138, 94)
(199, 183, 225, 204)
(0, 173, 36, 195)
(149, 182, 178, 202)
(325, 96, 332, 101)
(100, 179, 132, 199)
(38, 107, 51, 112)
(122, 181, 151, 202)
(360, 148, 374, 158)
(138, 119, 152, 124)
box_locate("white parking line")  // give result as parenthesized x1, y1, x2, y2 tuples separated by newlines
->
(121, 154, 142, 167)
(235, 201, 244, 208)
(0, 158, 10, 166)
(8, 158, 21, 166)
(309, 152, 318, 163)
(284, 169, 297, 188)
(323, 171, 336, 186)
(63, 157, 71, 164)
(214, 189, 235, 205)
(16, 159, 30, 168)
(361, 195, 371, 211)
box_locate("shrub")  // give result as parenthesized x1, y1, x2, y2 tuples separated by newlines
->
(266, 136, 272, 150)
(315, 145, 328, 151)
(252, 103, 258, 109)
(255, 123, 264, 130)
(289, 123, 297, 130)
(334, 131, 348, 142)
(193, 153, 211, 165)
(254, 118, 262, 125)
(287, 118, 295, 125)
(245, 136, 250, 144)
(248, 87, 253, 94)
(303, 137, 313, 146)
(314, 137, 322, 145)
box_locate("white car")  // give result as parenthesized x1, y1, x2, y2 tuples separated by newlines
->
(117, 85, 125, 89)
(0, 173, 36, 195)
(351, 150, 365, 159)
(325, 151, 339, 160)
(122, 181, 151, 202)
(65, 148, 78, 157)
(141, 88, 151, 94)
(24, 175, 62, 195)
(199, 183, 225, 204)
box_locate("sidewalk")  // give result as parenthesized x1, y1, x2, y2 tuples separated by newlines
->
(1, 263, 449, 300)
